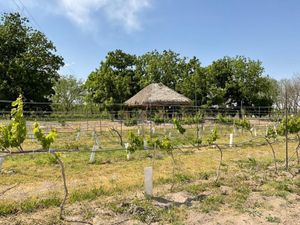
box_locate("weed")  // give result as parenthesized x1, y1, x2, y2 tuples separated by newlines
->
(200, 195, 224, 213)
(266, 215, 281, 223)
(69, 186, 109, 203)
(0, 201, 18, 216)
(0, 195, 61, 216)
(262, 180, 292, 198)
(186, 184, 207, 195)
(232, 185, 251, 210)
(131, 199, 185, 224)
(174, 173, 192, 183)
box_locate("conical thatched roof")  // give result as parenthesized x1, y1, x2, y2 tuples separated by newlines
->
(124, 83, 192, 107)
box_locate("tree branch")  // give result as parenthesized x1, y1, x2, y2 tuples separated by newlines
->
(214, 143, 223, 182)
(265, 138, 278, 173)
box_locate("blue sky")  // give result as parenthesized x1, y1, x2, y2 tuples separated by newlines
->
(1, 0, 300, 80)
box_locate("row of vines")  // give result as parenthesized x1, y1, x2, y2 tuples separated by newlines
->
(1, 96, 300, 224)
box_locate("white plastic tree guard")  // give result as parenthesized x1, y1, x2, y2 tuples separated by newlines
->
(89, 145, 98, 163)
(144, 166, 153, 197)
(229, 133, 233, 147)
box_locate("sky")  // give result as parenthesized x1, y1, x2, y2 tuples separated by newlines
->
(1, 0, 300, 81)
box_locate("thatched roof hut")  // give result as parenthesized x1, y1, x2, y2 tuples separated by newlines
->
(124, 83, 192, 107)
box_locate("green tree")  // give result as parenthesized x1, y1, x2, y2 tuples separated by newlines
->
(0, 13, 64, 108)
(85, 50, 138, 107)
(206, 56, 278, 111)
(175, 57, 208, 106)
(51, 75, 85, 112)
(136, 50, 186, 90)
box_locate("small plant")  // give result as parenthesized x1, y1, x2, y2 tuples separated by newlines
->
(235, 118, 251, 131)
(173, 118, 186, 134)
(125, 131, 143, 160)
(33, 122, 57, 150)
(277, 116, 300, 165)
(206, 127, 218, 145)
(200, 195, 224, 213)
(153, 110, 165, 124)
(216, 114, 234, 124)
(206, 127, 223, 181)
(266, 216, 281, 223)
(265, 126, 278, 173)
(0, 95, 27, 152)
(124, 118, 138, 126)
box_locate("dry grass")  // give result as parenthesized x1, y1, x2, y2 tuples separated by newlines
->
(1, 121, 300, 224)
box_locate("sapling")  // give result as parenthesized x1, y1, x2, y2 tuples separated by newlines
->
(265, 127, 278, 173)
(234, 118, 252, 136)
(33, 122, 57, 151)
(158, 136, 177, 191)
(0, 95, 27, 152)
(277, 116, 300, 165)
(206, 127, 223, 181)
(126, 131, 143, 160)
(173, 118, 186, 134)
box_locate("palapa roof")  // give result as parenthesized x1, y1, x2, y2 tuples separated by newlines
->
(124, 83, 192, 107)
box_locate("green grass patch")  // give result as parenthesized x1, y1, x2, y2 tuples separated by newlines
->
(232, 185, 251, 210)
(266, 215, 281, 223)
(262, 179, 293, 198)
(69, 186, 110, 203)
(0, 195, 61, 216)
(200, 195, 224, 213)
(186, 183, 207, 195)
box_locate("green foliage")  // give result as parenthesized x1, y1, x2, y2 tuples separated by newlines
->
(69, 187, 109, 203)
(182, 112, 203, 125)
(200, 195, 224, 213)
(265, 127, 277, 139)
(126, 131, 143, 153)
(51, 75, 84, 112)
(216, 114, 234, 124)
(159, 136, 173, 152)
(0, 95, 26, 151)
(206, 127, 218, 145)
(0, 196, 61, 216)
(206, 56, 278, 109)
(173, 118, 186, 134)
(266, 216, 281, 223)
(85, 50, 138, 108)
(232, 185, 251, 210)
(277, 116, 300, 136)
(235, 118, 251, 130)
(153, 111, 165, 124)
(32, 122, 57, 150)
(124, 117, 138, 126)
(174, 173, 192, 183)
(0, 13, 64, 106)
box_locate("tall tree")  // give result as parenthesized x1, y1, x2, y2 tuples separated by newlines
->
(51, 75, 84, 112)
(206, 56, 278, 110)
(175, 57, 208, 106)
(136, 50, 185, 90)
(0, 13, 64, 108)
(85, 50, 138, 107)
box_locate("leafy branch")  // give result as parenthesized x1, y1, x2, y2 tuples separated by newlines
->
(0, 95, 27, 152)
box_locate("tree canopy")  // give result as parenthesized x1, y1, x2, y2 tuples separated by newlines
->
(86, 50, 278, 111)
(51, 75, 85, 112)
(0, 12, 64, 107)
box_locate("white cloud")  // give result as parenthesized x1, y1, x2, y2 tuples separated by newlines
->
(57, 0, 151, 31)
